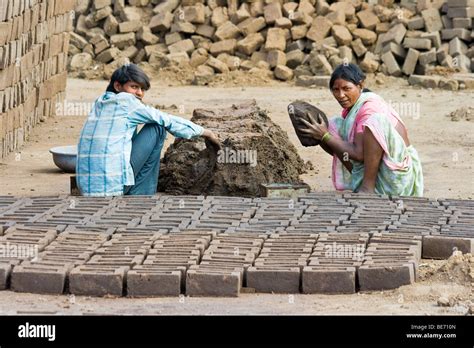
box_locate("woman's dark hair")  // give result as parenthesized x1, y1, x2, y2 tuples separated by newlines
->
(106, 63, 151, 93)
(329, 63, 370, 92)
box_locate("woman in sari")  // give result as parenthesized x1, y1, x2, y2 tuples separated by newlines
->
(300, 63, 423, 196)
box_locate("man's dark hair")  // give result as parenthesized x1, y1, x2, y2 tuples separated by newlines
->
(329, 63, 370, 92)
(106, 63, 151, 93)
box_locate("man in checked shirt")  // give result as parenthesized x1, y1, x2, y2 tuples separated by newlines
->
(76, 64, 220, 196)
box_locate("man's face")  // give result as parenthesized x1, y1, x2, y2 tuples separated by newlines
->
(114, 80, 145, 100)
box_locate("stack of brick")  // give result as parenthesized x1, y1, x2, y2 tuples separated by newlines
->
(68, 0, 473, 87)
(423, 198, 474, 258)
(186, 232, 267, 297)
(139, 195, 208, 231)
(0, 196, 24, 219)
(337, 193, 401, 233)
(186, 197, 256, 232)
(0, 224, 58, 290)
(287, 193, 352, 233)
(69, 231, 159, 296)
(386, 198, 440, 238)
(247, 232, 318, 293)
(35, 196, 115, 227)
(10, 230, 110, 294)
(358, 232, 422, 291)
(0, 0, 75, 159)
(127, 231, 215, 296)
(241, 198, 306, 232)
(0, 196, 66, 226)
(394, 197, 452, 234)
(303, 232, 369, 294)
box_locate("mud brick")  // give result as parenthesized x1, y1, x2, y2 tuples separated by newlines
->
(420, 8, 443, 32)
(69, 265, 128, 297)
(189, 221, 241, 229)
(317, 233, 369, 244)
(447, 7, 474, 17)
(437, 229, 474, 239)
(141, 220, 190, 229)
(154, 239, 208, 247)
(201, 254, 255, 263)
(144, 260, 197, 269)
(115, 227, 167, 234)
(286, 226, 335, 234)
(201, 212, 252, 220)
(158, 232, 213, 241)
(207, 242, 261, 252)
(63, 226, 115, 235)
(215, 232, 267, 240)
(154, 244, 205, 255)
(264, 240, 315, 247)
(268, 232, 318, 239)
(422, 235, 473, 259)
(197, 262, 251, 275)
(440, 199, 474, 207)
(407, 16, 425, 30)
(88, 217, 142, 228)
(206, 246, 260, 256)
(358, 262, 415, 291)
(441, 28, 471, 41)
(87, 254, 145, 267)
(127, 268, 182, 297)
(365, 244, 420, 260)
(3, 224, 60, 235)
(254, 259, 308, 270)
(452, 17, 472, 29)
(448, 0, 474, 6)
(382, 52, 401, 76)
(54, 230, 110, 242)
(260, 246, 313, 254)
(302, 266, 356, 294)
(370, 232, 422, 246)
(94, 246, 149, 256)
(11, 263, 70, 294)
(247, 220, 288, 227)
(307, 255, 362, 264)
(186, 268, 242, 297)
(246, 267, 301, 293)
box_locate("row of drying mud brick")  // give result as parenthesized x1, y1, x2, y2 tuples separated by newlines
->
(0, 224, 426, 297)
(0, 192, 472, 255)
(0, 210, 472, 298)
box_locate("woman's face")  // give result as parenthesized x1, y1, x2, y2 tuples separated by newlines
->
(331, 78, 363, 109)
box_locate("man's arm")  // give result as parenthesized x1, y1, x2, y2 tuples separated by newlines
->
(127, 96, 220, 148)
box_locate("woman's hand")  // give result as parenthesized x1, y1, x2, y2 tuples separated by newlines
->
(202, 129, 221, 151)
(299, 113, 329, 141)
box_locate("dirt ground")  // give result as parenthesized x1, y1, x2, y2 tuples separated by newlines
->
(0, 77, 472, 314)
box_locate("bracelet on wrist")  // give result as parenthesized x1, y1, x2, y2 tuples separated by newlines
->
(322, 132, 332, 143)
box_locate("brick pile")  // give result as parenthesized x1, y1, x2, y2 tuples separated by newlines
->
(0, 0, 75, 159)
(68, 0, 473, 88)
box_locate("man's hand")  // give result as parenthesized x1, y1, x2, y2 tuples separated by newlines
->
(299, 112, 329, 141)
(202, 129, 221, 151)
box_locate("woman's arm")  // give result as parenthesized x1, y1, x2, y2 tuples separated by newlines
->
(299, 116, 364, 172)
(324, 132, 364, 169)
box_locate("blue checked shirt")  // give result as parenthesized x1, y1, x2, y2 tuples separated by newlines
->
(76, 92, 204, 196)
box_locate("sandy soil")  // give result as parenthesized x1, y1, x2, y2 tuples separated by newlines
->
(0, 280, 470, 315)
(0, 78, 472, 315)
